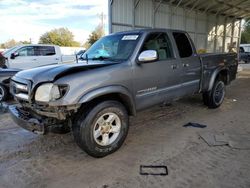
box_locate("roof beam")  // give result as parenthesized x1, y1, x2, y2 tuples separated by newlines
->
(237, 12, 250, 18)
(168, 0, 176, 4)
(154, 0, 163, 12)
(193, 1, 210, 12)
(187, 0, 202, 13)
(215, 0, 248, 13)
(203, 1, 217, 14)
(134, 0, 141, 9)
(224, 7, 250, 18)
(175, 0, 184, 9)
(179, 0, 195, 8)
(165, 0, 250, 19)
(216, 0, 248, 14)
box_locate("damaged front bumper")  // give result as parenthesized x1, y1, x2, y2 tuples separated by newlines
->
(9, 105, 46, 134)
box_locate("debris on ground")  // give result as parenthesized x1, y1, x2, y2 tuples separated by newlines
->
(139, 165, 168, 176)
(199, 132, 250, 149)
(183, 122, 207, 128)
(237, 65, 243, 72)
(0, 102, 8, 114)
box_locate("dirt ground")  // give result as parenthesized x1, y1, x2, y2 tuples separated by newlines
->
(1, 67, 250, 188)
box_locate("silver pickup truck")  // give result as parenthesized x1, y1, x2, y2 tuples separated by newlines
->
(9, 29, 238, 157)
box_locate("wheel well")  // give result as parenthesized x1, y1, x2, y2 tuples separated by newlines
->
(80, 93, 135, 116)
(217, 69, 229, 85)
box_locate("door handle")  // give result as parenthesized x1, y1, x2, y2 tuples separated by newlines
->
(171, 64, 178, 69)
(32, 59, 37, 61)
(183, 63, 189, 67)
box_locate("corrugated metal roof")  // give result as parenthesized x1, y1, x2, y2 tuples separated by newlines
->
(160, 0, 250, 19)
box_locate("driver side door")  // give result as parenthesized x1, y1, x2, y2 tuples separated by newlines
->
(133, 32, 182, 110)
(10, 46, 36, 69)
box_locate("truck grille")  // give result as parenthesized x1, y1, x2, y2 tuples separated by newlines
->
(10, 80, 30, 101)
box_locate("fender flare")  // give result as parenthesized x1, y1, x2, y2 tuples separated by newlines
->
(208, 67, 229, 91)
(78, 85, 136, 116)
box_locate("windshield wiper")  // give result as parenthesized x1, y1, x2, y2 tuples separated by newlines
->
(92, 56, 111, 61)
(91, 56, 121, 62)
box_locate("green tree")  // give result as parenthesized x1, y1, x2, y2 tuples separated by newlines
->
(85, 25, 105, 47)
(241, 19, 250, 44)
(39, 28, 80, 47)
(20, 40, 31, 44)
(0, 39, 32, 49)
(1, 39, 18, 48)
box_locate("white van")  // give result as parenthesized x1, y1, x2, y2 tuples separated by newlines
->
(2, 44, 76, 69)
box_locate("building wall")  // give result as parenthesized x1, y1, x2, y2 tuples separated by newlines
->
(110, 0, 242, 53)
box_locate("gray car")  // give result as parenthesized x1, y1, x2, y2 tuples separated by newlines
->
(9, 29, 238, 157)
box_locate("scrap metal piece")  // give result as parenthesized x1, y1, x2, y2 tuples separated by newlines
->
(140, 165, 168, 176)
(199, 132, 250, 150)
(0, 102, 8, 113)
(199, 132, 228, 146)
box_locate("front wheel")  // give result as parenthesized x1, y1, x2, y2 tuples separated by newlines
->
(0, 84, 8, 102)
(203, 80, 225, 109)
(72, 100, 129, 158)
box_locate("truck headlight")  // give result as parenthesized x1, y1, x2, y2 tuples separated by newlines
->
(35, 83, 68, 102)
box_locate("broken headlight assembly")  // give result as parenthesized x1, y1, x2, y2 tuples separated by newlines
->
(35, 83, 68, 102)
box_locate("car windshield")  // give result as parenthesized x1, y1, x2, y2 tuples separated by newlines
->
(81, 33, 141, 62)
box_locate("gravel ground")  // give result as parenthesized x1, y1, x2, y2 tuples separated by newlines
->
(1, 70, 250, 188)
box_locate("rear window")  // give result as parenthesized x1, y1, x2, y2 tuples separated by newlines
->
(173, 32, 193, 58)
(35, 46, 56, 56)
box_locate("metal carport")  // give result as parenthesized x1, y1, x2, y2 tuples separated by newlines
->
(108, 0, 250, 53)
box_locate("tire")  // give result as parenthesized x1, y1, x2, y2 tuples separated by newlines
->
(0, 84, 8, 102)
(203, 80, 225, 109)
(72, 100, 129, 158)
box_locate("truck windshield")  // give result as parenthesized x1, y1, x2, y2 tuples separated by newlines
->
(2, 45, 20, 56)
(81, 33, 141, 62)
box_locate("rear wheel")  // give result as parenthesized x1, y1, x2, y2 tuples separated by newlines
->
(203, 80, 225, 109)
(72, 100, 129, 158)
(0, 84, 8, 102)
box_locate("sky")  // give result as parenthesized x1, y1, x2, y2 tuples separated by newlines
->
(0, 0, 108, 44)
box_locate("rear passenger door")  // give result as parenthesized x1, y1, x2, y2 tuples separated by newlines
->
(133, 32, 183, 110)
(172, 32, 201, 94)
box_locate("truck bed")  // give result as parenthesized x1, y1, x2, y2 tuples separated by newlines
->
(200, 52, 238, 91)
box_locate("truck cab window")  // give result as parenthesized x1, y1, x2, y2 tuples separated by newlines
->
(173, 32, 193, 58)
(142, 32, 173, 60)
(17, 47, 35, 56)
(35, 46, 56, 56)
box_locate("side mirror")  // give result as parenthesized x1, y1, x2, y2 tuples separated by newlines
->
(10, 52, 19, 59)
(138, 50, 158, 63)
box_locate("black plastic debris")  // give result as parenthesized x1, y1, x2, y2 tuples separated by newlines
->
(140, 165, 168, 176)
(183, 122, 207, 128)
(0, 102, 8, 114)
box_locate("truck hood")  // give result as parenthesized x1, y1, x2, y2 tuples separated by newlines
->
(14, 61, 117, 84)
(0, 68, 20, 77)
